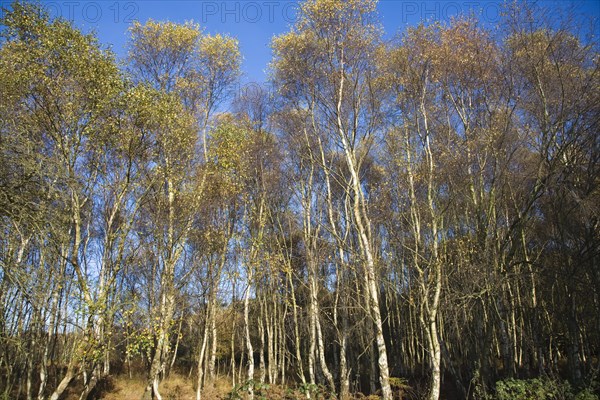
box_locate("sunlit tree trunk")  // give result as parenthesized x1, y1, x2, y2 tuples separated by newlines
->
(244, 267, 255, 399)
(335, 69, 392, 400)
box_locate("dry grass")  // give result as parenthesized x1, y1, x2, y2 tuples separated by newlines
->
(198, 375, 233, 399)
(101, 375, 147, 400)
(62, 374, 407, 400)
(100, 373, 233, 400)
(159, 373, 197, 400)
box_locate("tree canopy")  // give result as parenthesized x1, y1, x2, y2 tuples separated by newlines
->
(0, 1, 598, 400)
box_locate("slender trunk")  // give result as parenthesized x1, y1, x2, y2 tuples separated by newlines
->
(143, 317, 165, 400)
(230, 283, 237, 387)
(49, 364, 75, 400)
(288, 268, 307, 389)
(196, 306, 210, 400)
(427, 313, 442, 400)
(420, 76, 442, 400)
(267, 295, 276, 384)
(26, 319, 35, 400)
(369, 337, 378, 395)
(567, 289, 582, 384)
(315, 302, 336, 394)
(318, 131, 352, 399)
(169, 317, 183, 377)
(301, 163, 318, 388)
(38, 295, 56, 400)
(278, 297, 287, 385)
(339, 325, 349, 399)
(244, 277, 254, 399)
(308, 278, 317, 386)
(143, 171, 186, 400)
(258, 296, 266, 384)
(79, 365, 100, 400)
(208, 296, 218, 383)
(47, 248, 74, 400)
(335, 66, 391, 400)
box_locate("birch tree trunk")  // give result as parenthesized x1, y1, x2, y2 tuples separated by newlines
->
(336, 69, 392, 400)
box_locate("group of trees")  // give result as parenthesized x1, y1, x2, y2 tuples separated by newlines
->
(0, 1, 598, 399)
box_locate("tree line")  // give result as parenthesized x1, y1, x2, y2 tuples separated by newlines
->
(0, 0, 598, 399)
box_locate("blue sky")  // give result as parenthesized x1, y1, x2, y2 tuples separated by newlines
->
(3, 0, 599, 83)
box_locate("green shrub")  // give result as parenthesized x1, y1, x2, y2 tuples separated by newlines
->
(494, 377, 598, 400)
(572, 388, 599, 400)
(495, 378, 565, 400)
(298, 382, 326, 397)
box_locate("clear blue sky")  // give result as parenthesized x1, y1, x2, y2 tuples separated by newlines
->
(4, 0, 599, 83)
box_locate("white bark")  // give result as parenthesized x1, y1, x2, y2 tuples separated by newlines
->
(335, 65, 392, 400)
(244, 277, 254, 399)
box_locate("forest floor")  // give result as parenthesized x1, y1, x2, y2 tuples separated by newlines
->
(90, 374, 430, 400)
(34, 366, 455, 400)
(96, 373, 321, 400)
(99, 373, 223, 400)
(95, 374, 365, 400)
(70, 371, 424, 399)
